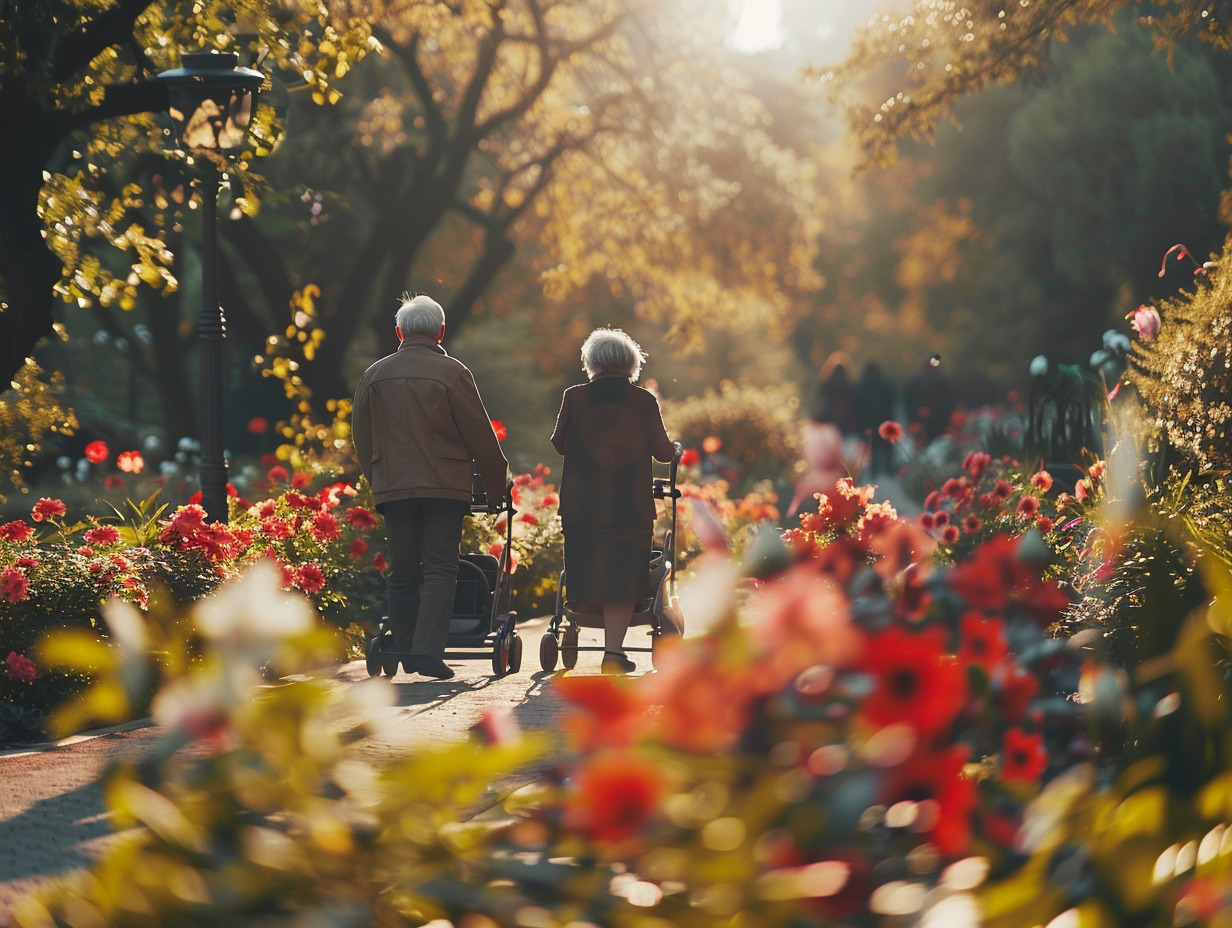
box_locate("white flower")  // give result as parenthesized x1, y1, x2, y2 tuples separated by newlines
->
(1029, 355, 1049, 377)
(195, 559, 316, 645)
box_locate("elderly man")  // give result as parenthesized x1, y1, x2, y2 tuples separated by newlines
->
(352, 294, 508, 679)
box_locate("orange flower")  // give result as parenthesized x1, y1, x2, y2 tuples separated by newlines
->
(702, 435, 722, 453)
(553, 674, 645, 750)
(563, 749, 665, 844)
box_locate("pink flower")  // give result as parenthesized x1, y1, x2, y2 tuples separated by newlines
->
(290, 472, 312, 489)
(84, 440, 109, 463)
(1, 568, 30, 603)
(963, 515, 982, 534)
(84, 525, 122, 546)
(1127, 304, 1161, 341)
(116, 451, 144, 474)
(941, 525, 960, 544)
(31, 498, 67, 522)
(877, 420, 903, 443)
(4, 651, 37, 683)
(267, 465, 290, 484)
(0, 520, 34, 542)
(348, 538, 369, 560)
(1016, 496, 1041, 518)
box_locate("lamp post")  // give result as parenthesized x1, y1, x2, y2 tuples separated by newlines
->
(156, 51, 263, 524)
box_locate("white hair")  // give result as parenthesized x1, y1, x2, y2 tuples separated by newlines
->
(395, 293, 445, 337)
(581, 328, 646, 381)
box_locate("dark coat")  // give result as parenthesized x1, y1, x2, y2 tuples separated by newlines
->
(550, 376, 675, 525)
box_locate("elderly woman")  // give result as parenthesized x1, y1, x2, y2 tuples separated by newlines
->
(550, 328, 676, 673)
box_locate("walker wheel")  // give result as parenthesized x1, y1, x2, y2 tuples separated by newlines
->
(380, 631, 400, 677)
(562, 626, 579, 670)
(539, 632, 559, 671)
(492, 635, 510, 677)
(365, 636, 382, 677)
(509, 634, 523, 673)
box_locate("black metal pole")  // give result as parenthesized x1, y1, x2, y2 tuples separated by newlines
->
(198, 164, 229, 523)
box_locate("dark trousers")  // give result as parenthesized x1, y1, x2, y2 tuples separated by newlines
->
(380, 497, 468, 657)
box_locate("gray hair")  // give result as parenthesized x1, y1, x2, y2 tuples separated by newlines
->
(581, 327, 646, 381)
(395, 293, 445, 337)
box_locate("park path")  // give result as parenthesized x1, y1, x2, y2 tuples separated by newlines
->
(0, 614, 629, 919)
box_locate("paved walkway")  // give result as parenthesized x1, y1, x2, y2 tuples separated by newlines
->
(0, 615, 635, 920)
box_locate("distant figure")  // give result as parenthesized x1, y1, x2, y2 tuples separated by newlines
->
(352, 294, 508, 681)
(810, 358, 859, 437)
(789, 353, 857, 519)
(551, 328, 676, 674)
(856, 361, 898, 477)
(904, 356, 956, 446)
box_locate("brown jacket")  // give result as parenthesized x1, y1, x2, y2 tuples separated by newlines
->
(352, 336, 508, 506)
(550, 376, 675, 525)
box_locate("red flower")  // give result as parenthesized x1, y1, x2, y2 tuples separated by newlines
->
(1001, 727, 1048, 782)
(861, 625, 967, 738)
(963, 515, 982, 534)
(0, 520, 34, 542)
(1016, 495, 1041, 518)
(957, 611, 1008, 672)
(519, 512, 540, 526)
(940, 525, 960, 544)
(881, 745, 977, 855)
(679, 448, 700, 466)
(992, 480, 1013, 500)
(490, 419, 507, 442)
(539, 493, 559, 509)
(995, 665, 1040, 723)
(348, 538, 369, 560)
(83, 526, 122, 546)
(309, 511, 342, 542)
(947, 536, 1031, 612)
(1035, 515, 1055, 534)
(345, 506, 377, 530)
(31, 498, 67, 522)
(1, 568, 30, 603)
(15, 557, 39, 569)
(877, 420, 903, 443)
(298, 562, 326, 594)
(564, 749, 665, 844)
(4, 650, 37, 683)
(116, 451, 144, 474)
(247, 416, 269, 434)
(104, 475, 125, 490)
(161, 504, 208, 541)
(963, 452, 991, 480)
(290, 472, 312, 489)
(267, 465, 290, 484)
(1030, 471, 1053, 492)
(84, 440, 109, 463)
(554, 674, 645, 750)
(372, 553, 388, 572)
(261, 517, 295, 540)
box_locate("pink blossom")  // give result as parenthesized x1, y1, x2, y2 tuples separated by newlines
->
(0, 520, 34, 542)
(31, 498, 67, 523)
(4, 651, 37, 683)
(1, 568, 30, 603)
(84, 525, 122, 546)
(1127, 304, 1161, 341)
(877, 420, 903, 443)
